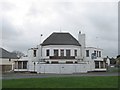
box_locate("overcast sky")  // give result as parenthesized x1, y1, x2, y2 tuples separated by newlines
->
(1, 0, 118, 57)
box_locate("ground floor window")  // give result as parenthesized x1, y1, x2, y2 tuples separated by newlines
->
(66, 61, 73, 64)
(95, 61, 106, 69)
(51, 61, 58, 64)
(18, 61, 22, 69)
(95, 61, 99, 68)
(23, 61, 27, 69)
(15, 61, 28, 69)
(100, 61, 104, 68)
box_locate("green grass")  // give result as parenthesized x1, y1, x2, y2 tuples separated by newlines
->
(2, 76, 119, 88)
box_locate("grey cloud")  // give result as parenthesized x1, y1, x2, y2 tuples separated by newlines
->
(2, 1, 118, 57)
(2, 18, 21, 40)
(1, 1, 16, 11)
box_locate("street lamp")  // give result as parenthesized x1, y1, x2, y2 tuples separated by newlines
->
(38, 34, 43, 73)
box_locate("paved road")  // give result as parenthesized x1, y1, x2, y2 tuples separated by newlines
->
(2, 72, 120, 80)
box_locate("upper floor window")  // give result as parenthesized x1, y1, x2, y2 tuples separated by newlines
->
(97, 51, 99, 57)
(99, 51, 101, 57)
(74, 50, 77, 56)
(46, 49, 50, 56)
(66, 49, 71, 56)
(60, 49, 64, 56)
(9, 58, 11, 62)
(86, 50, 89, 57)
(33, 50, 36, 57)
(94, 50, 96, 56)
(54, 49, 59, 56)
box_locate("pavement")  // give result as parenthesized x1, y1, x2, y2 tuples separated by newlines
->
(1, 72, 120, 80)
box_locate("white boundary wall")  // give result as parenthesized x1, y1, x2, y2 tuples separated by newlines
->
(35, 63, 89, 74)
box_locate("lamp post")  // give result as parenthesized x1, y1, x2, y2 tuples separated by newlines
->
(40, 34, 43, 62)
(38, 34, 43, 73)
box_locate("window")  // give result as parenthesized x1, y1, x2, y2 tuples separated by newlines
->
(99, 51, 101, 57)
(18, 61, 22, 69)
(60, 49, 64, 56)
(46, 49, 50, 56)
(75, 61, 78, 63)
(74, 50, 77, 56)
(33, 50, 36, 57)
(66, 61, 73, 64)
(9, 58, 11, 62)
(100, 61, 104, 68)
(97, 51, 99, 57)
(51, 61, 58, 64)
(95, 61, 99, 68)
(86, 50, 89, 57)
(46, 61, 49, 64)
(94, 50, 96, 56)
(54, 49, 59, 56)
(66, 50, 70, 56)
(15, 61, 18, 69)
(23, 61, 27, 69)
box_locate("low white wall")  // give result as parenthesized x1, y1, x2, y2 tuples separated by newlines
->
(35, 63, 89, 74)
(14, 69, 28, 72)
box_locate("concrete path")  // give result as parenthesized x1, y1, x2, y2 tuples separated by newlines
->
(2, 72, 120, 80)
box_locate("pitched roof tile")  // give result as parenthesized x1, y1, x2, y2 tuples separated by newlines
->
(41, 32, 81, 46)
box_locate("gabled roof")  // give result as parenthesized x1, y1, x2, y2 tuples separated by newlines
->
(41, 32, 81, 46)
(0, 48, 18, 59)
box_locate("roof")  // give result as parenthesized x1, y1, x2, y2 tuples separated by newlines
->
(0, 48, 18, 59)
(41, 32, 81, 46)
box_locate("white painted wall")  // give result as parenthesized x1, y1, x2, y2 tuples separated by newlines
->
(85, 47, 103, 61)
(0, 58, 19, 71)
(41, 45, 81, 58)
(0, 58, 18, 65)
(36, 63, 89, 74)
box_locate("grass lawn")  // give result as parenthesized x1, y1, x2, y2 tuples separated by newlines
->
(2, 76, 118, 88)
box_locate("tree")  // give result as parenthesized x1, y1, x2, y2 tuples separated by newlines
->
(117, 55, 120, 58)
(116, 55, 120, 67)
(109, 57, 116, 65)
(12, 50, 25, 58)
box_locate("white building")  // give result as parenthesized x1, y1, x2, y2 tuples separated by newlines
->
(14, 32, 107, 74)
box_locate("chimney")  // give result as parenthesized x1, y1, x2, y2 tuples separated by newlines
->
(78, 31, 86, 58)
